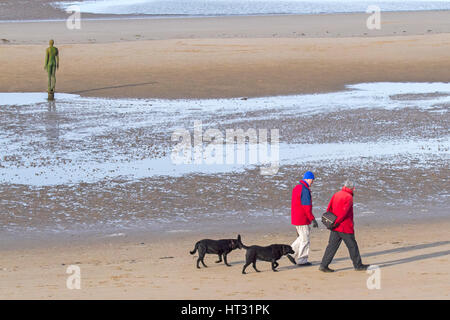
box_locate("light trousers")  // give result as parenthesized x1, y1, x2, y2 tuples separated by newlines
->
(291, 225, 311, 264)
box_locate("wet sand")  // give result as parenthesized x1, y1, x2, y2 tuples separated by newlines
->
(0, 86, 448, 237)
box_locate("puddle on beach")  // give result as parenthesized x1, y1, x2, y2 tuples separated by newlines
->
(0, 82, 449, 237)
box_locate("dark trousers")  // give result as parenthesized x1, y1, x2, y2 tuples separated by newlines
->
(320, 231, 363, 268)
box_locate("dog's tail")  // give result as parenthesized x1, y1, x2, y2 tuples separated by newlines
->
(237, 234, 250, 249)
(190, 242, 199, 255)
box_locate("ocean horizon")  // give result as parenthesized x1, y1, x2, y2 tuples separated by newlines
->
(54, 0, 450, 17)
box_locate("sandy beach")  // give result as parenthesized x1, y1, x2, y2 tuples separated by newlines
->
(1, 219, 449, 299)
(1, 11, 450, 98)
(0, 5, 449, 300)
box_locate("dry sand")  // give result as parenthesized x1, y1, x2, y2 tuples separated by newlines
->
(1, 220, 449, 299)
(1, 12, 450, 99)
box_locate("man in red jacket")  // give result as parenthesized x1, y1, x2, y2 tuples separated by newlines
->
(288, 171, 319, 266)
(319, 179, 370, 272)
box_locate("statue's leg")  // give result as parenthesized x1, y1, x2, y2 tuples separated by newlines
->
(47, 66, 52, 93)
(50, 65, 56, 92)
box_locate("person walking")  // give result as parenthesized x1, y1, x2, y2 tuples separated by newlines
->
(288, 171, 318, 266)
(319, 179, 370, 272)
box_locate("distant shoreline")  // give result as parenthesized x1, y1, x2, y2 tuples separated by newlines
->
(1, 9, 450, 23)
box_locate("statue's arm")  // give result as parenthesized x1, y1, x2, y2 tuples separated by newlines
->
(56, 50, 59, 69)
(44, 48, 49, 70)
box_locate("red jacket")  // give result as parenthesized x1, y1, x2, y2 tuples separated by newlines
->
(326, 186, 355, 234)
(291, 180, 315, 226)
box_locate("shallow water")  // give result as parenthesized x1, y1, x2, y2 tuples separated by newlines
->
(54, 0, 450, 16)
(0, 82, 449, 237)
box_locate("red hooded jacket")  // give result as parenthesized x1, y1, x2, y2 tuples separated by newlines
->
(326, 186, 355, 234)
(291, 180, 315, 226)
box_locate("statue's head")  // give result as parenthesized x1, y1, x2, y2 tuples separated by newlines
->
(49, 39, 54, 46)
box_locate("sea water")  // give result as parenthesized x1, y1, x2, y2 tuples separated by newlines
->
(1, 82, 448, 186)
(53, 0, 450, 16)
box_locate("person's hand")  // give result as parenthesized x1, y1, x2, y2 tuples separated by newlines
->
(311, 219, 318, 228)
(332, 221, 340, 229)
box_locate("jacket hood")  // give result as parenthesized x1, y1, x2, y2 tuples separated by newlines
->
(342, 186, 354, 195)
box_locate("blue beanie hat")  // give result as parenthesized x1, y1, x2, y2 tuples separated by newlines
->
(303, 171, 315, 180)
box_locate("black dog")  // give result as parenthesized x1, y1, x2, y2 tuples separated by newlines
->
(239, 238, 294, 274)
(190, 235, 242, 269)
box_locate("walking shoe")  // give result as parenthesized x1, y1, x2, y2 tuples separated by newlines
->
(297, 262, 312, 267)
(286, 254, 297, 265)
(319, 266, 335, 273)
(354, 264, 370, 271)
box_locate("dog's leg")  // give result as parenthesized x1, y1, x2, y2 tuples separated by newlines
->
(252, 261, 260, 272)
(215, 254, 223, 263)
(198, 246, 207, 268)
(223, 253, 232, 267)
(286, 254, 297, 265)
(242, 262, 250, 274)
(272, 261, 279, 272)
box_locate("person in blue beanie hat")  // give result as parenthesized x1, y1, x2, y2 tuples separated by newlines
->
(303, 171, 315, 180)
(287, 171, 318, 266)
